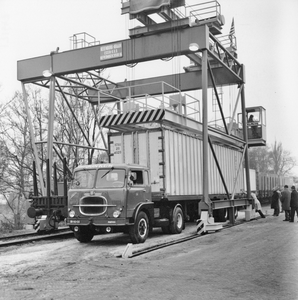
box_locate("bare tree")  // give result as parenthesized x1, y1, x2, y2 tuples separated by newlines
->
(0, 82, 108, 230)
(0, 91, 34, 229)
(29, 88, 48, 176)
(270, 141, 297, 176)
(248, 146, 271, 173)
(248, 141, 297, 177)
(53, 85, 107, 174)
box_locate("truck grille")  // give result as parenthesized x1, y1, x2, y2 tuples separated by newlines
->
(79, 196, 107, 216)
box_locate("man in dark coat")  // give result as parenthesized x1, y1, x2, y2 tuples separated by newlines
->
(281, 185, 291, 221)
(289, 186, 298, 222)
(271, 188, 280, 216)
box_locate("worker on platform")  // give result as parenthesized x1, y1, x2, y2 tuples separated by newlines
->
(248, 114, 258, 138)
(271, 187, 280, 216)
(281, 185, 291, 221)
(251, 191, 265, 218)
(248, 114, 254, 122)
(289, 186, 298, 222)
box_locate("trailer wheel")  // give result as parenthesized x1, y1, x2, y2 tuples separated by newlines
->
(234, 209, 238, 220)
(129, 211, 149, 244)
(74, 228, 94, 243)
(213, 208, 227, 222)
(226, 207, 238, 221)
(170, 206, 184, 234)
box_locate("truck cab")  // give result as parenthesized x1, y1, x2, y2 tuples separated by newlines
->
(67, 163, 154, 243)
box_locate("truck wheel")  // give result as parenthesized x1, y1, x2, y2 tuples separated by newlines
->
(74, 228, 94, 243)
(129, 211, 149, 244)
(170, 206, 184, 234)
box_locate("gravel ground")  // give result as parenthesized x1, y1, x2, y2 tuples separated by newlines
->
(1, 206, 298, 300)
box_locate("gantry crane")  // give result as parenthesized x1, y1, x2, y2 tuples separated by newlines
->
(18, 0, 266, 231)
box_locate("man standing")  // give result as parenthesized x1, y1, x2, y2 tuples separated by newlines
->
(289, 186, 298, 222)
(281, 185, 291, 221)
(271, 187, 280, 216)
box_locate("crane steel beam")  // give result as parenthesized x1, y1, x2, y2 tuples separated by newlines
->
(87, 67, 243, 103)
(129, 18, 191, 37)
(17, 25, 209, 82)
(29, 65, 242, 105)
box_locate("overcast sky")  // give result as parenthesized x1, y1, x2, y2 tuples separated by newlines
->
(1, 0, 298, 175)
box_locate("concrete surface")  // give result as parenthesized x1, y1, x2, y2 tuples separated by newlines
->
(1, 205, 298, 300)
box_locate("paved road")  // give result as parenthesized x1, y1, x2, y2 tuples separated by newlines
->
(1, 206, 298, 300)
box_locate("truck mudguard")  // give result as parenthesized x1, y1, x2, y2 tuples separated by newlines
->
(132, 202, 155, 224)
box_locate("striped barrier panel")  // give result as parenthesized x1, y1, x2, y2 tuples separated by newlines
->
(100, 109, 165, 127)
(196, 219, 205, 235)
(33, 216, 47, 232)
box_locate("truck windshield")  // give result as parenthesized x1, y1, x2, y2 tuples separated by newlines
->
(95, 169, 125, 188)
(71, 169, 96, 189)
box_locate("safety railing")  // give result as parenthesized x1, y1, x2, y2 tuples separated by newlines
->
(208, 117, 242, 137)
(208, 32, 242, 76)
(98, 81, 201, 122)
(185, 1, 222, 23)
(69, 32, 100, 50)
(217, 34, 237, 51)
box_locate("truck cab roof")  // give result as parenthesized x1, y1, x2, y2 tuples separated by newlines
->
(74, 163, 149, 172)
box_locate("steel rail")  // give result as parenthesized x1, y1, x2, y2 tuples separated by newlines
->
(127, 216, 261, 258)
(0, 229, 73, 248)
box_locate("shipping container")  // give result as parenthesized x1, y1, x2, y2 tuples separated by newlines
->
(109, 126, 245, 201)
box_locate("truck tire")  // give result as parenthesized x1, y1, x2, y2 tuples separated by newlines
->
(170, 206, 184, 234)
(129, 211, 149, 244)
(74, 228, 94, 243)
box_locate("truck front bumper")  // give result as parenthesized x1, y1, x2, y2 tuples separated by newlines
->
(67, 217, 131, 227)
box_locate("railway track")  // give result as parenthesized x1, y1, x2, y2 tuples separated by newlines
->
(0, 214, 261, 252)
(0, 228, 73, 248)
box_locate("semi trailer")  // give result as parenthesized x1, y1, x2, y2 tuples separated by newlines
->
(67, 120, 247, 244)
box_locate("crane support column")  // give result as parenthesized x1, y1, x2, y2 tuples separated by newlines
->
(241, 65, 250, 197)
(22, 83, 46, 196)
(46, 76, 55, 200)
(240, 65, 252, 219)
(199, 48, 211, 216)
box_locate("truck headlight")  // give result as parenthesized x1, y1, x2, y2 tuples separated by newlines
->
(69, 210, 75, 218)
(113, 210, 121, 218)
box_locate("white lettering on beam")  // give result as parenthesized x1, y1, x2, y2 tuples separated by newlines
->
(100, 42, 123, 61)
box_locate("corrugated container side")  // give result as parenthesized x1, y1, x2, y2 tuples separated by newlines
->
(244, 169, 256, 191)
(163, 129, 244, 195)
(211, 145, 245, 194)
(109, 128, 245, 197)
